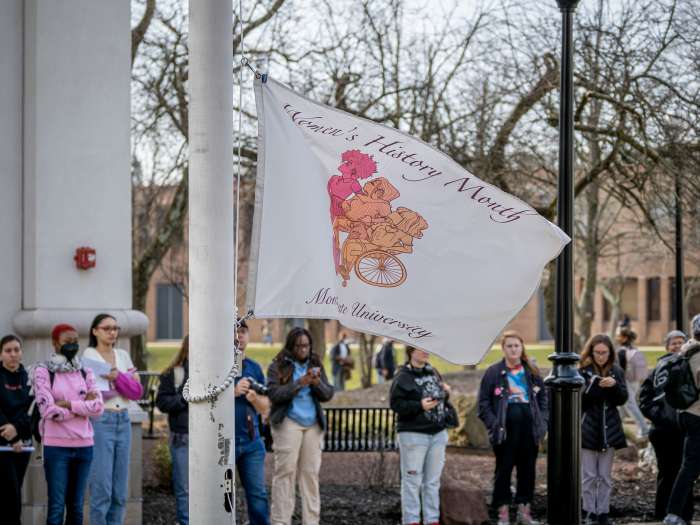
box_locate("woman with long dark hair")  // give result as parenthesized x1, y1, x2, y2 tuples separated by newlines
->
(390, 345, 458, 525)
(0, 334, 33, 525)
(267, 327, 334, 525)
(579, 334, 628, 525)
(156, 335, 189, 525)
(83, 313, 142, 525)
(478, 331, 548, 525)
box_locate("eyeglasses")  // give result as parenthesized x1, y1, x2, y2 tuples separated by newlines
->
(98, 326, 121, 333)
(294, 343, 311, 349)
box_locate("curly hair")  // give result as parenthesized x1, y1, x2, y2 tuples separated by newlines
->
(272, 327, 322, 385)
(342, 149, 377, 179)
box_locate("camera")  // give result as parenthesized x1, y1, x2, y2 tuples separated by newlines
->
(245, 377, 269, 396)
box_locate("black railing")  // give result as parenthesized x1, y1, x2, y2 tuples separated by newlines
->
(137, 371, 160, 439)
(324, 407, 398, 452)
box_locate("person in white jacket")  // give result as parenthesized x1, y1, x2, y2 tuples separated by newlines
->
(615, 327, 649, 438)
(83, 313, 140, 525)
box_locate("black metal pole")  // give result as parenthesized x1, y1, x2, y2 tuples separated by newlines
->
(545, 2, 585, 524)
(675, 171, 685, 332)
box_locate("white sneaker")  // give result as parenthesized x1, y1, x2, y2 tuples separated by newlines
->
(663, 514, 687, 525)
(517, 504, 540, 525)
(497, 505, 510, 525)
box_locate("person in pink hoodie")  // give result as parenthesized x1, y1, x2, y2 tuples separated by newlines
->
(32, 324, 104, 525)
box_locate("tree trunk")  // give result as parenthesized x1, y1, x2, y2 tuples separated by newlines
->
(576, 182, 600, 351)
(543, 261, 556, 342)
(130, 266, 150, 371)
(357, 334, 377, 389)
(307, 319, 327, 361)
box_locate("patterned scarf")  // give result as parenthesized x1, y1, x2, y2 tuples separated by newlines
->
(26, 353, 84, 395)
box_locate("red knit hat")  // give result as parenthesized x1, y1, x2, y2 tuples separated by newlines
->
(51, 323, 77, 343)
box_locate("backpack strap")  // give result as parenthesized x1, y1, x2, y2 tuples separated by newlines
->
(49, 369, 87, 389)
(618, 348, 627, 371)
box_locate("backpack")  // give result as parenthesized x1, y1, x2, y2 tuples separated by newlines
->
(30, 369, 87, 443)
(663, 345, 700, 410)
(617, 348, 627, 372)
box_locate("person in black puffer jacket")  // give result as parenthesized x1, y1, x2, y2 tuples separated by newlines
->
(638, 329, 692, 523)
(580, 334, 628, 525)
(390, 346, 458, 525)
(156, 335, 189, 525)
(0, 334, 33, 525)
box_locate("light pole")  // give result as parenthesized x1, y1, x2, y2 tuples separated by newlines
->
(188, 0, 236, 522)
(674, 165, 685, 333)
(544, 1, 585, 524)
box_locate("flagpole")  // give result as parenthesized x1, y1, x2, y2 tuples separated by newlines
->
(188, 1, 236, 523)
(544, 1, 584, 524)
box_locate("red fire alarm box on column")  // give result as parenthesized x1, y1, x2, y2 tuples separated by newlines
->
(74, 247, 96, 270)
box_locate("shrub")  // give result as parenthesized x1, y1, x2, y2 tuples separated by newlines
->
(153, 438, 173, 489)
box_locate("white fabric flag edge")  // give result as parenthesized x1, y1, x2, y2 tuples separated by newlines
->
(247, 76, 570, 364)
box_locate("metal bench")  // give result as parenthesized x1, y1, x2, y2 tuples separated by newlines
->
(137, 371, 161, 439)
(323, 406, 398, 452)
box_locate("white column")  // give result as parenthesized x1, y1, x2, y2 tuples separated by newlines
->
(12, 2, 148, 523)
(188, 1, 236, 523)
(15, 0, 147, 360)
(0, 0, 23, 337)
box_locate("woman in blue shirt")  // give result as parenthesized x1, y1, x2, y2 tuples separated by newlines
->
(267, 327, 334, 525)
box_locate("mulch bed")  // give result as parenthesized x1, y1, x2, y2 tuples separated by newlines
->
(142, 373, 700, 524)
(143, 440, 700, 524)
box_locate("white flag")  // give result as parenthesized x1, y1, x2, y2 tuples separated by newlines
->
(248, 78, 569, 365)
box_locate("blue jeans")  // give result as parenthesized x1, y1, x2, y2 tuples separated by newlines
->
(170, 432, 189, 525)
(333, 369, 345, 391)
(235, 437, 270, 525)
(89, 410, 131, 525)
(44, 445, 93, 525)
(397, 430, 448, 525)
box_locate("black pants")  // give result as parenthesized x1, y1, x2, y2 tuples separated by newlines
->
(492, 403, 538, 507)
(650, 427, 694, 521)
(0, 451, 31, 525)
(667, 412, 700, 516)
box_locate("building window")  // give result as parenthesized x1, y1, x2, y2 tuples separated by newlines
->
(647, 277, 661, 321)
(156, 283, 184, 340)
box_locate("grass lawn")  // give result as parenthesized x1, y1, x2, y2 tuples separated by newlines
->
(146, 342, 668, 391)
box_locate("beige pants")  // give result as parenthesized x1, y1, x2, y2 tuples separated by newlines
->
(270, 418, 323, 525)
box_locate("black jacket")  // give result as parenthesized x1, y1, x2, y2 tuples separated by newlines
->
(477, 359, 548, 446)
(581, 364, 628, 451)
(156, 362, 189, 434)
(390, 364, 456, 434)
(267, 356, 334, 431)
(375, 342, 396, 379)
(639, 353, 680, 432)
(0, 364, 32, 445)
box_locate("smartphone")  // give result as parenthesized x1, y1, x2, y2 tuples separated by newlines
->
(311, 367, 321, 376)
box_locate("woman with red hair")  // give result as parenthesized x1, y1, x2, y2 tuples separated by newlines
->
(31, 323, 104, 525)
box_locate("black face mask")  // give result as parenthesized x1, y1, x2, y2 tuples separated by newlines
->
(59, 343, 80, 362)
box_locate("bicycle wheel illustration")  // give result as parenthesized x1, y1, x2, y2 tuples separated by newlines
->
(354, 250, 407, 288)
